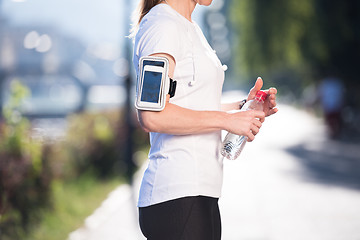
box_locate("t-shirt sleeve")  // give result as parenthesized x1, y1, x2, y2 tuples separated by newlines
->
(135, 18, 181, 63)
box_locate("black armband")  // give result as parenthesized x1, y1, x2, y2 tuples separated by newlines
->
(168, 78, 177, 98)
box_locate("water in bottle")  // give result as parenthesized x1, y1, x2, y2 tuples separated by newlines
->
(221, 90, 267, 160)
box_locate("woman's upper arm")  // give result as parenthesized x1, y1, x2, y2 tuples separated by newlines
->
(150, 53, 176, 79)
(137, 53, 175, 132)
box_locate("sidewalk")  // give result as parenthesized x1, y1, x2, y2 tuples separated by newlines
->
(220, 105, 360, 240)
(69, 104, 360, 240)
(68, 183, 145, 240)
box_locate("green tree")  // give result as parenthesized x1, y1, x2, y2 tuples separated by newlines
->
(230, 0, 360, 98)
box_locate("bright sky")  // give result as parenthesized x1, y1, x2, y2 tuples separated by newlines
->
(1, 0, 131, 45)
(1, 0, 205, 46)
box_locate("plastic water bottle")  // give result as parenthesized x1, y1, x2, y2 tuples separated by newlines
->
(221, 90, 267, 160)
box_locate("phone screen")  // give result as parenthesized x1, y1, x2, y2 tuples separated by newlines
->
(141, 70, 162, 103)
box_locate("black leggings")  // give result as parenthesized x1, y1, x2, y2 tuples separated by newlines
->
(139, 196, 221, 240)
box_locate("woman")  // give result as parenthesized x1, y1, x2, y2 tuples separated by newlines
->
(132, 0, 278, 239)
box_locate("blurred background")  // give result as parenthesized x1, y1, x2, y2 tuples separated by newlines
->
(0, 0, 359, 240)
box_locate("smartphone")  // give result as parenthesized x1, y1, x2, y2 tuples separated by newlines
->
(135, 57, 169, 111)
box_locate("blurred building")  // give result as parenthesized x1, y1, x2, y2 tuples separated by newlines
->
(0, 15, 126, 118)
(0, 21, 84, 117)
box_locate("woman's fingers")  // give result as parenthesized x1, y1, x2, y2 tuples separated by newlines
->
(250, 124, 259, 135)
(244, 113, 263, 141)
(269, 91, 277, 108)
(262, 87, 278, 117)
(252, 118, 262, 129)
(227, 110, 265, 140)
(268, 107, 278, 116)
(247, 119, 262, 140)
(248, 109, 265, 118)
(247, 131, 255, 142)
(247, 77, 263, 101)
(252, 110, 265, 123)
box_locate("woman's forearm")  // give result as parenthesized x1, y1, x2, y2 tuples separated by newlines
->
(138, 102, 229, 135)
(221, 101, 241, 112)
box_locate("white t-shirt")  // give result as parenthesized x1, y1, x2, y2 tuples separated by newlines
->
(133, 3, 225, 207)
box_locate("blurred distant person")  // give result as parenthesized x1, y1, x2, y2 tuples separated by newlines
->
(318, 76, 345, 139)
(131, 0, 278, 239)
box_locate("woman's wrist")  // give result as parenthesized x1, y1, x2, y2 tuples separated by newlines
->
(239, 99, 247, 109)
(217, 111, 231, 132)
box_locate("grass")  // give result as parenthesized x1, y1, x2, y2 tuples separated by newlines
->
(27, 174, 123, 240)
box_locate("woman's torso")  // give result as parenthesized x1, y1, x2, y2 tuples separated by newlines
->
(133, 4, 225, 207)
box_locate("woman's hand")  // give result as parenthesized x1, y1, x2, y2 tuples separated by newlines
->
(225, 110, 265, 142)
(247, 77, 278, 117)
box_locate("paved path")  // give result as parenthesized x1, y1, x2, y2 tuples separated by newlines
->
(69, 103, 360, 240)
(220, 104, 360, 240)
(68, 183, 144, 240)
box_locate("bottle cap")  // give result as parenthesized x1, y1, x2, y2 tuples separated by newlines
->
(255, 90, 267, 101)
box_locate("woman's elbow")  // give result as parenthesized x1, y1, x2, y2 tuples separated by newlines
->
(137, 111, 160, 133)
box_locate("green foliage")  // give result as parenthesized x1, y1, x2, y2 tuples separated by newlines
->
(46, 110, 148, 180)
(60, 112, 119, 179)
(0, 80, 51, 239)
(1, 80, 33, 155)
(27, 176, 122, 240)
(0, 80, 149, 240)
(230, 0, 360, 95)
(231, 0, 315, 91)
